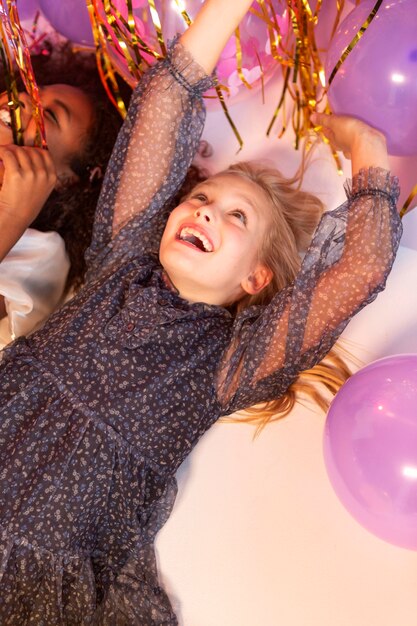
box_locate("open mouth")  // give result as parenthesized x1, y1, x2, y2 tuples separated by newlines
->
(176, 226, 213, 252)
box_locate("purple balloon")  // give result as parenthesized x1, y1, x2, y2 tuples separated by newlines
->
(16, 0, 41, 21)
(325, 0, 417, 156)
(324, 354, 417, 550)
(39, 0, 94, 47)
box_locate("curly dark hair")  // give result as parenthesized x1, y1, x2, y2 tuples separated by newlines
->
(1, 43, 209, 293)
(5, 43, 133, 292)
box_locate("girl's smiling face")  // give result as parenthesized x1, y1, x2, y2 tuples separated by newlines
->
(159, 173, 273, 306)
(0, 84, 94, 184)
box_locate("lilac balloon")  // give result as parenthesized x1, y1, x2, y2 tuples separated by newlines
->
(325, 0, 417, 156)
(324, 355, 417, 550)
(39, 0, 94, 47)
(16, 0, 41, 21)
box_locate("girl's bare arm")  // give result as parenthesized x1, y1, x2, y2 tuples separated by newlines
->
(218, 117, 401, 413)
(180, 0, 254, 73)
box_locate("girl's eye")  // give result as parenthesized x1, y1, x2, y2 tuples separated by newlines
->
(45, 108, 58, 125)
(193, 192, 207, 202)
(230, 210, 247, 225)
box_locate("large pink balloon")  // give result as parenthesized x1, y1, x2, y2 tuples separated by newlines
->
(39, 0, 94, 47)
(325, 0, 417, 156)
(324, 355, 417, 550)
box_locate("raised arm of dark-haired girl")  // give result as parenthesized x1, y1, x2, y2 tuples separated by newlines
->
(216, 117, 402, 414)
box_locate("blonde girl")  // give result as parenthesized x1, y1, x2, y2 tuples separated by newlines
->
(0, 1, 401, 623)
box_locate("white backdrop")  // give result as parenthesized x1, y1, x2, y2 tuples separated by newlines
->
(157, 71, 417, 626)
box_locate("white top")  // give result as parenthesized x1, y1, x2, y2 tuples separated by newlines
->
(0, 228, 70, 349)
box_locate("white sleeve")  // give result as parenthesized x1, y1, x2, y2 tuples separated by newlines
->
(0, 228, 70, 348)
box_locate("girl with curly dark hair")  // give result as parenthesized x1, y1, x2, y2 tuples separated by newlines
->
(0, 42, 134, 346)
(0, 41, 207, 348)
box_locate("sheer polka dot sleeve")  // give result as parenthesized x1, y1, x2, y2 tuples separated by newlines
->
(86, 38, 213, 269)
(217, 168, 402, 414)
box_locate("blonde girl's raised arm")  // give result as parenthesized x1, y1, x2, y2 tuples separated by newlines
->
(180, 0, 255, 73)
(87, 0, 255, 266)
(216, 118, 402, 414)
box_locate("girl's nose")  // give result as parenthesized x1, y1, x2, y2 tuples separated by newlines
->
(194, 208, 211, 222)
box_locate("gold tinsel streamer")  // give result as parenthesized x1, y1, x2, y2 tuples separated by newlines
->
(86, 0, 246, 148)
(147, 0, 167, 56)
(234, 26, 251, 91)
(0, 16, 23, 145)
(89, 0, 417, 220)
(86, 0, 169, 121)
(174, 2, 192, 27)
(0, 0, 46, 148)
(266, 0, 345, 169)
(85, 0, 415, 195)
(399, 185, 417, 220)
(84, 0, 348, 153)
(327, 0, 383, 86)
(82, 1, 417, 217)
(87, 0, 178, 119)
(0, 0, 413, 210)
(87, 1, 128, 118)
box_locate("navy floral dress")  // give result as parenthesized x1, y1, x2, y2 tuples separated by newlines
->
(0, 41, 402, 624)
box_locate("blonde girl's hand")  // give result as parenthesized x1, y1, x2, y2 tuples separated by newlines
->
(0, 144, 57, 227)
(311, 112, 389, 174)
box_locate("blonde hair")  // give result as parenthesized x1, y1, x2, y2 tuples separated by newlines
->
(219, 160, 351, 431)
